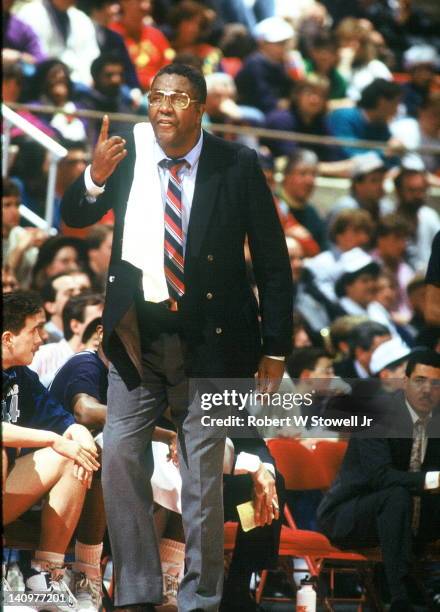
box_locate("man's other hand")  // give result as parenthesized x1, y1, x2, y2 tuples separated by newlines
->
(252, 464, 279, 527)
(256, 356, 284, 395)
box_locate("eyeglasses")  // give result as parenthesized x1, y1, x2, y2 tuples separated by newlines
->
(411, 377, 440, 389)
(148, 90, 199, 110)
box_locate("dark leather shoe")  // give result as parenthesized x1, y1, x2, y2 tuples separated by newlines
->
(261, 573, 295, 599)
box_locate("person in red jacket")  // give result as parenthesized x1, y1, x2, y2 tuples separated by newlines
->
(109, 0, 174, 92)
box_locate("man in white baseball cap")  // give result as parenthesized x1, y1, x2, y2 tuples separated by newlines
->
(335, 248, 380, 316)
(370, 337, 411, 390)
(331, 152, 394, 221)
(235, 16, 294, 113)
(402, 44, 439, 117)
(253, 16, 294, 44)
(351, 152, 386, 178)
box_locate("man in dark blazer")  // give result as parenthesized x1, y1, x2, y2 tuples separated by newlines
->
(61, 63, 292, 611)
(318, 350, 440, 612)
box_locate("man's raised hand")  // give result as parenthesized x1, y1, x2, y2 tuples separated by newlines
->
(90, 115, 127, 186)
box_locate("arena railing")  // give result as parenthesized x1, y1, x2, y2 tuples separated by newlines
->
(6, 101, 440, 156)
(3, 103, 440, 229)
(2, 104, 67, 231)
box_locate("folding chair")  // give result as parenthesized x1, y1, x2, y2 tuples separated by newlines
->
(310, 440, 348, 489)
(224, 521, 239, 552)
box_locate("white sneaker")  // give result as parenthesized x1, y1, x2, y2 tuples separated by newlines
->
(3, 568, 36, 612)
(72, 573, 102, 611)
(3, 575, 12, 592)
(25, 569, 77, 611)
(7, 562, 25, 591)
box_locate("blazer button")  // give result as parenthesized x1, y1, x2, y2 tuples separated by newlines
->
(206, 292, 213, 300)
(215, 327, 222, 334)
(207, 254, 214, 262)
(109, 275, 115, 283)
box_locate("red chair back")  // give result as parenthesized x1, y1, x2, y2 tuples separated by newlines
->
(224, 522, 238, 551)
(266, 438, 329, 490)
(311, 440, 348, 489)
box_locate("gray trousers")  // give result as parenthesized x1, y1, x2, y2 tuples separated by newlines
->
(102, 333, 227, 611)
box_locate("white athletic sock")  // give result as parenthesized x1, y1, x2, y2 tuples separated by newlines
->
(32, 551, 65, 573)
(73, 542, 103, 578)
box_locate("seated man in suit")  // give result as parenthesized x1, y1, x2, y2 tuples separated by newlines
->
(318, 349, 440, 611)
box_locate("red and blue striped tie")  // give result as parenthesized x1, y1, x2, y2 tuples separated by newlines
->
(161, 158, 188, 301)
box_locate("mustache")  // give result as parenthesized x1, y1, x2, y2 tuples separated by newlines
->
(418, 393, 431, 401)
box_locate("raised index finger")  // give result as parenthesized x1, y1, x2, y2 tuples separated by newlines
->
(98, 114, 109, 144)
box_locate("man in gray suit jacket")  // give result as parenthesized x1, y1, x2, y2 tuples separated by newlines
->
(61, 63, 292, 611)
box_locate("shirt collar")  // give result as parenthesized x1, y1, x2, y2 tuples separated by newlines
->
(340, 297, 368, 317)
(330, 244, 342, 259)
(354, 360, 369, 379)
(405, 399, 432, 425)
(154, 130, 203, 171)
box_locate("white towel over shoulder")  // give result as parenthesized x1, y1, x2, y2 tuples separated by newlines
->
(121, 122, 169, 302)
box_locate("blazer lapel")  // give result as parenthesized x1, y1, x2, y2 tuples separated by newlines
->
(186, 132, 223, 259)
(424, 410, 440, 466)
(387, 392, 413, 466)
(111, 132, 136, 262)
(399, 402, 415, 465)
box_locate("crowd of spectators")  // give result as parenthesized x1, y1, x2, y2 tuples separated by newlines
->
(3, 0, 440, 227)
(2, 0, 440, 610)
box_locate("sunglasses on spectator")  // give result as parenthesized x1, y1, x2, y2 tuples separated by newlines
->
(148, 90, 199, 110)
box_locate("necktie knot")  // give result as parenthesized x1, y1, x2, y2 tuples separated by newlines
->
(414, 418, 428, 434)
(160, 158, 188, 181)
